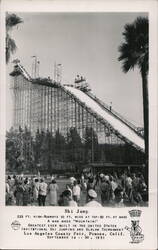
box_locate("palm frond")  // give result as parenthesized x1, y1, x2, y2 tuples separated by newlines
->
(118, 16, 148, 75)
(6, 13, 23, 31)
(118, 43, 139, 72)
(6, 13, 23, 63)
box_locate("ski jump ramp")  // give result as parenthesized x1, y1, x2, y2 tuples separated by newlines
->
(64, 86, 145, 152)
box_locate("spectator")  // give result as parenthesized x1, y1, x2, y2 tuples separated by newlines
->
(59, 190, 77, 207)
(23, 179, 31, 206)
(125, 173, 132, 199)
(100, 175, 112, 206)
(65, 184, 73, 197)
(15, 181, 24, 206)
(86, 176, 96, 201)
(13, 175, 19, 187)
(110, 175, 118, 200)
(80, 175, 87, 191)
(131, 187, 143, 206)
(69, 177, 76, 190)
(33, 178, 39, 203)
(139, 179, 147, 202)
(7, 175, 12, 187)
(132, 173, 140, 190)
(85, 189, 102, 207)
(48, 179, 59, 206)
(113, 187, 124, 207)
(72, 180, 81, 204)
(6, 182, 10, 205)
(38, 178, 47, 206)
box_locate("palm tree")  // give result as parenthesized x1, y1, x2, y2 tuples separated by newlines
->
(6, 13, 23, 63)
(118, 17, 149, 168)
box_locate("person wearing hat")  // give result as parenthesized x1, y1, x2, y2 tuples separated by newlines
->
(100, 173, 104, 179)
(85, 189, 102, 207)
(70, 177, 76, 183)
(69, 177, 76, 190)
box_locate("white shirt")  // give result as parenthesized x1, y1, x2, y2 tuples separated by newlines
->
(73, 185, 81, 197)
(6, 183, 10, 193)
(126, 177, 132, 187)
(39, 182, 48, 196)
(111, 181, 118, 191)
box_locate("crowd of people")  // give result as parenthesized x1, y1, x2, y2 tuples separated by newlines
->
(5, 170, 148, 207)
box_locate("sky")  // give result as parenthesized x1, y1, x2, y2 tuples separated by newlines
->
(6, 12, 147, 129)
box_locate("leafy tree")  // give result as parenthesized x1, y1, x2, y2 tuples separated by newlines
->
(6, 13, 23, 63)
(67, 127, 83, 162)
(54, 129, 66, 161)
(6, 127, 24, 173)
(118, 16, 148, 166)
(33, 130, 55, 174)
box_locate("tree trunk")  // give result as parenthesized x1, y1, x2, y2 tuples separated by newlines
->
(141, 71, 148, 182)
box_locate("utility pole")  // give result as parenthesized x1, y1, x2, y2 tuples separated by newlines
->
(37, 60, 40, 77)
(57, 64, 62, 83)
(31, 56, 39, 78)
(53, 62, 62, 83)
